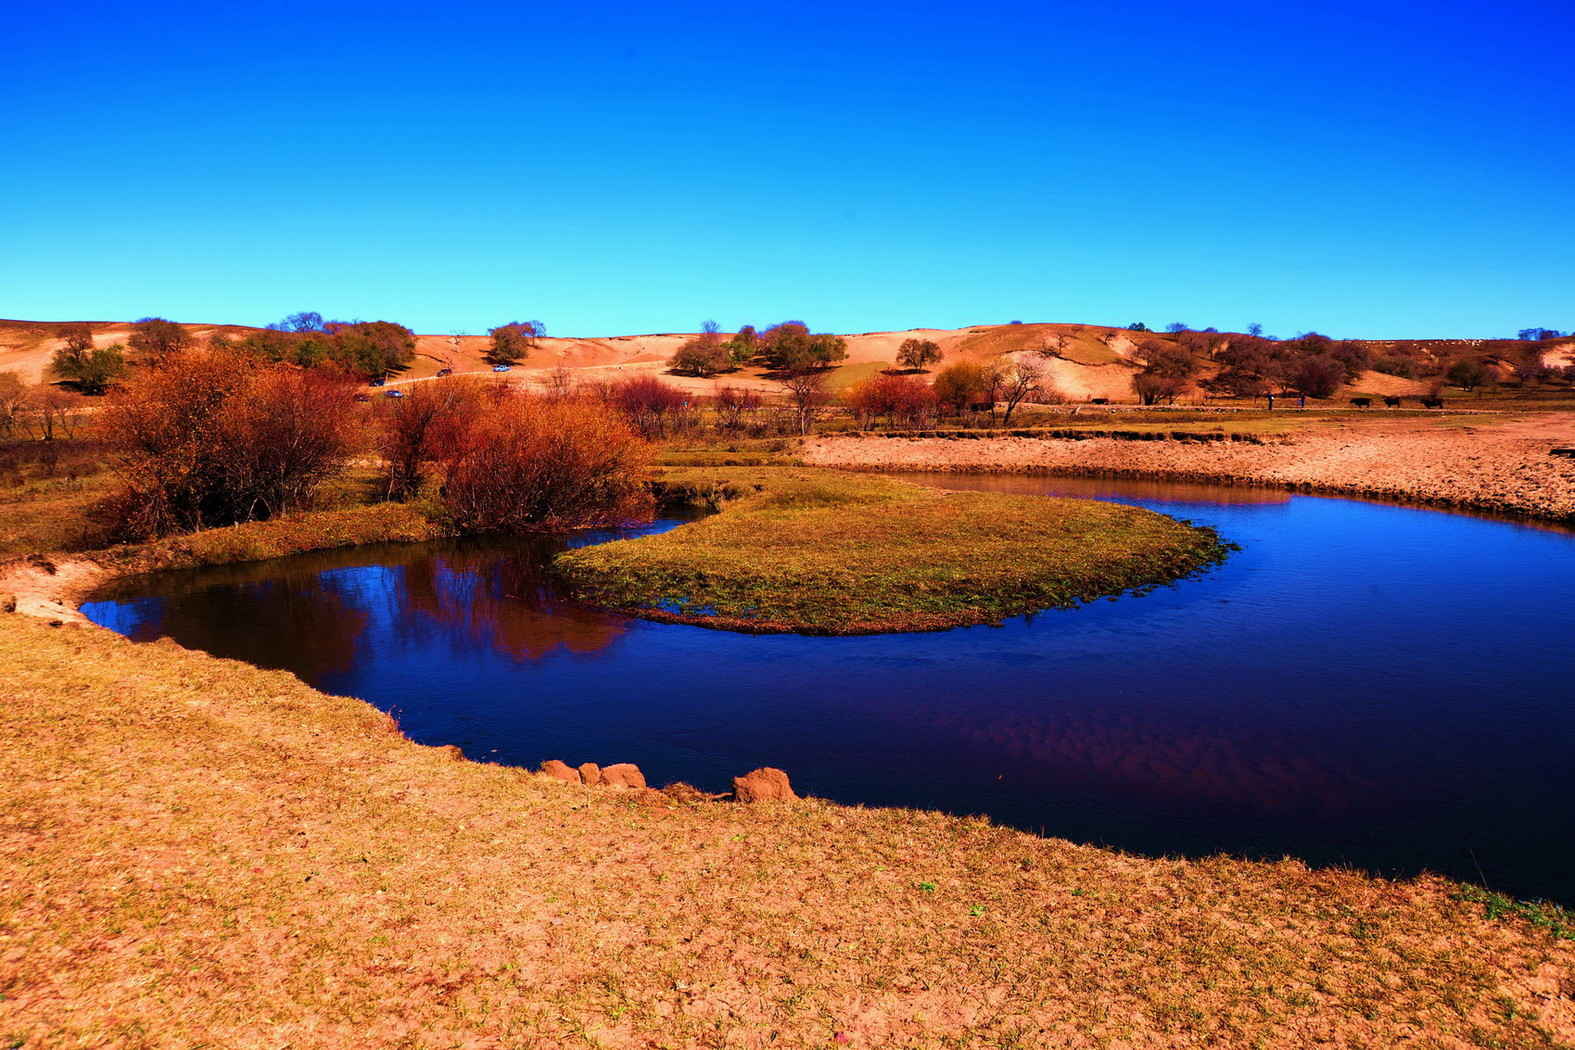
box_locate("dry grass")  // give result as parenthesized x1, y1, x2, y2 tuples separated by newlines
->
(2, 615, 1572, 1048)
(558, 469, 1228, 633)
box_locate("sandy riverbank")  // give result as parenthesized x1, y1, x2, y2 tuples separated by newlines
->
(4, 613, 1572, 1047)
(803, 414, 1575, 523)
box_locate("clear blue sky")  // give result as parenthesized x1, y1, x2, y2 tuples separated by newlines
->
(4, 0, 1571, 338)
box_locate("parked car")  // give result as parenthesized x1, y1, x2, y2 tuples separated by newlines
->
(369, 377, 386, 387)
(353, 393, 372, 403)
(436, 367, 453, 377)
(491, 364, 511, 373)
(385, 389, 405, 399)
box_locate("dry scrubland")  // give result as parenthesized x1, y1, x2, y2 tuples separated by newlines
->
(4, 615, 1575, 1049)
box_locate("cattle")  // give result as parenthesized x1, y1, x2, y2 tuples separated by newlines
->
(1350, 397, 1372, 408)
(1090, 397, 1109, 405)
(1420, 396, 1445, 409)
(1383, 396, 1402, 408)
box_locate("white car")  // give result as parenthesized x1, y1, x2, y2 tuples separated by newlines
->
(492, 364, 511, 373)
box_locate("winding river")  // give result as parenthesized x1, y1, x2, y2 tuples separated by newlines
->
(83, 475, 1575, 902)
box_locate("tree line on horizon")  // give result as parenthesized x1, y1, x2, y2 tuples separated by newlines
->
(36, 313, 1575, 410)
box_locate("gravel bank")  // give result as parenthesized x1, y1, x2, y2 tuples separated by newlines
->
(803, 415, 1575, 523)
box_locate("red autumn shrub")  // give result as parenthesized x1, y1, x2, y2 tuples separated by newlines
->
(713, 386, 763, 432)
(99, 352, 358, 538)
(377, 379, 490, 500)
(438, 393, 652, 532)
(594, 376, 694, 438)
(845, 374, 937, 427)
(932, 361, 994, 415)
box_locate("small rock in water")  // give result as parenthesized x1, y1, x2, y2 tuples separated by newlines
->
(540, 759, 579, 783)
(732, 767, 797, 803)
(600, 763, 647, 789)
(578, 762, 602, 786)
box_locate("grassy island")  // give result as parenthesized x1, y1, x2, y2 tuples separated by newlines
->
(557, 469, 1230, 633)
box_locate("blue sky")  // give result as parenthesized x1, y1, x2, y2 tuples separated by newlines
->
(4, 0, 1571, 338)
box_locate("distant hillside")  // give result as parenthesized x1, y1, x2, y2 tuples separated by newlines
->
(3, 318, 1569, 403)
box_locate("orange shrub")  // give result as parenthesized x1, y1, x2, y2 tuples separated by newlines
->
(932, 361, 994, 414)
(845, 374, 937, 427)
(99, 352, 357, 538)
(592, 376, 695, 438)
(439, 393, 652, 533)
(377, 379, 489, 500)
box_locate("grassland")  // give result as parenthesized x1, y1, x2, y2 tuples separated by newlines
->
(3, 399, 1574, 1045)
(3, 614, 1572, 1048)
(558, 468, 1229, 633)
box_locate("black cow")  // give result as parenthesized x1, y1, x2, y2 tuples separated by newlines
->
(1350, 397, 1372, 408)
(1383, 396, 1402, 408)
(1420, 396, 1445, 409)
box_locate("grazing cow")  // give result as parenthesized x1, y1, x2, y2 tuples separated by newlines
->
(1420, 396, 1444, 409)
(1350, 397, 1372, 408)
(1383, 396, 1402, 408)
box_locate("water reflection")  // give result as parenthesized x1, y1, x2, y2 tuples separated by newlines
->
(82, 486, 1575, 901)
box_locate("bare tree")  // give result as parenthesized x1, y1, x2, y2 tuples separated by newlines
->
(0, 372, 27, 438)
(27, 387, 82, 441)
(994, 359, 1046, 425)
(779, 369, 830, 435)
(543, 365, 577, 399)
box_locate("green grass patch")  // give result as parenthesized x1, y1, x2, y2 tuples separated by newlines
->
(95, 500, 446, 575)
(1456, 884, 1575, 940)
(557, 468, 1230, 634)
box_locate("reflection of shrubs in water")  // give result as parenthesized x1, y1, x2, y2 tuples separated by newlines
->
(399, 542, 630, 660)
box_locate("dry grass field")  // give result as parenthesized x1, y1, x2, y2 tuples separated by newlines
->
(4, 614, 1574, 1048)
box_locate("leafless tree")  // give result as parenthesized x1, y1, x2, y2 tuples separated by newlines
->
(779, 369, 831, 435)
(994, 359, 1047, 425)
(0, 372, 27, 438)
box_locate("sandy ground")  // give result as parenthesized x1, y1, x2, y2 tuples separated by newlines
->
(803, 414, 1575, 523)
